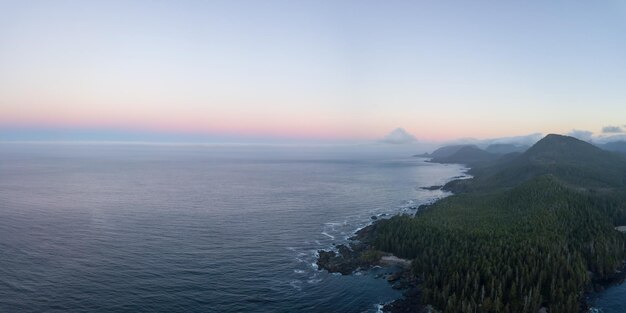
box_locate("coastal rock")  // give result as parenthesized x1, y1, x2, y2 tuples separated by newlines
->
(387, 272, 401, 282)
(316, 243, 374, 275)
(416, 204, 430, 211)
(349, 223, 377, 242)
(420, 185, 442, 191)
(316, 249, 355, 275)
(382, 291, 425, 313)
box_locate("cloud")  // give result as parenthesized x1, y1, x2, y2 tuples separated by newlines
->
(380, 128, 417, 144)
(567, 129, 594, 142)
(602, 126, 624, 133)
(446, 133, 543, 147)
(594, 134, 626, 144)
(485, 133, 544, 147)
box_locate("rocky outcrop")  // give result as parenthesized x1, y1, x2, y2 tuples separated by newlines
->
(316, 244, 371, 275)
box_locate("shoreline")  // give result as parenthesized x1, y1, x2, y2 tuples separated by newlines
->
(316, 161, 469, 313)
(316, 221, 425, 312)
(316, 159, 626, 313)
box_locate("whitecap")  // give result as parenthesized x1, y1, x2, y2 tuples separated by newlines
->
(293, 269, 305, 274)
(375, 304, 384, 313)
(353, 225, 366, 233)
(289, 280, 302, 291)
(321, 232, 335, 240)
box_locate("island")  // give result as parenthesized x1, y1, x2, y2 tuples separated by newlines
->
(318, 134, 626, 313)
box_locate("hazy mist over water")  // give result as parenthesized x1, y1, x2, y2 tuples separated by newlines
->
(0, 143, 466, 312)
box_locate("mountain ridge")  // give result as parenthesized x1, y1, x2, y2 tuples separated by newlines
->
(444, 134, 626, 193)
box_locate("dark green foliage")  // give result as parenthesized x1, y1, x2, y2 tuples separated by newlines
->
(420, 145, 478, 159)
(446, 134, 626, 193)
(360, 249, 384, 263)
(431, 146, 498, 167)
(374, 177, 625, 312)
(373, 135, 626, 312)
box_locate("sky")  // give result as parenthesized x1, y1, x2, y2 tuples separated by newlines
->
(1, 0, 626, 143)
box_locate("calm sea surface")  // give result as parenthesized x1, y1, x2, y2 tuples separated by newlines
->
(589, 283, 626, 312)
(0, 143, 466, 312)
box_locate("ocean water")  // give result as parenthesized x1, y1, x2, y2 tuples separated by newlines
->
(0, 143, 467, 313)
(589, 283, 626, 313)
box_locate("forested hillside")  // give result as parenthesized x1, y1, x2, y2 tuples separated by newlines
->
(444, 134, 626, 193)
(372, 134, 626, 312)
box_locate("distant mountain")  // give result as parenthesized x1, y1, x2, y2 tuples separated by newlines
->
(599, 141, 626, 154)
(524, 133, 614, 163)
(484, 143, 529, 154)
(430, 145, 498, 167)
(446, 134, 626, 192)
(417, 143, 530, 159)
(414, 144, 475, 158)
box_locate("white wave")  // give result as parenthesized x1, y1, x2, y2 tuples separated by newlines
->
(289, 280, 302, 291)
(293, 269, 305, 274)
(375, 304, 384, 313)
(353, 225, 367, 233)
(307, 278, 322, 284)
(321, 232, 335, 240)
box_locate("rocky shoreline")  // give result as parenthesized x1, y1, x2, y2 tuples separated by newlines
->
(316, 200, 626, 313)
(589, 260, 626, 292)
(317, 218, 626, 313)
(316, 222, 431, 313)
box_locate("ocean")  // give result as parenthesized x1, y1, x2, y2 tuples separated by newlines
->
(0, 143, 465, 312)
